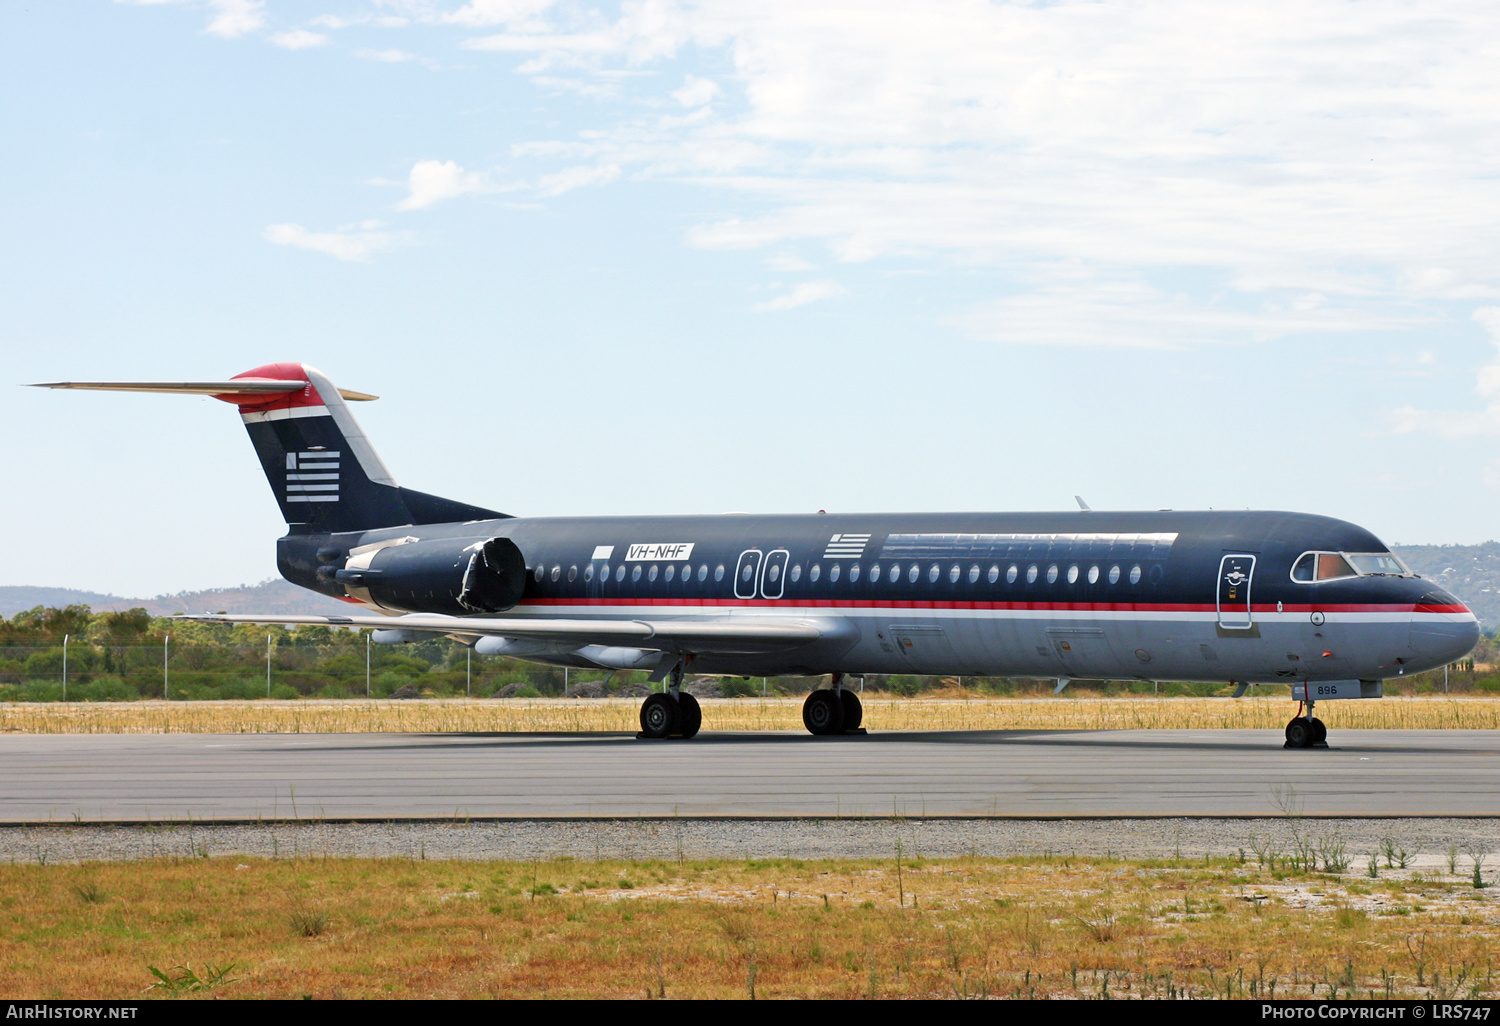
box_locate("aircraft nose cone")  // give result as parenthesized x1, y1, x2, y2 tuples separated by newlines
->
(1408, 589, 1481, 672)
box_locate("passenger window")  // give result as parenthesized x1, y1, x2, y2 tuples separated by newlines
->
(768, 563, 781, 583)
(888, 563, 900, 581)
(1066, 564, 1078, 584)
(1108, 564, 1120, 584)
(682, 563, 691, 581)
(1129, 564, 1142, 585)
(870, 563, 881, 582)
(568, 565, 578, 582)
(1007, 564, 1019, 584)
(648, 565, 659, 582)
(830, 563, 842, 582)
(632, 565, 642, 582)
(790, 564, 802, 582)
(810, 564, 822, 582)
(988, 565, 1000, 584)
(550, 565, 561, 582)
(969, 564, 980, 583)
(714, 564, 725, 582)
(849, 563, 860, 582)
(908, 564, 920, 583)
(1026, 564, 1038, 583)
(948, 564, 961, 584)
(533, 566, 545, 583)
(664, 565, 675, 582)
(1087, 565, 1099, 585)
(698, 565, 709, 582)
(925, 564, 938, 583)
(1046, 564, 1059, 584)
(600, 563, 610, 581)
(616, 565, 627, 582)
(741, 563, 754, 583)
(584, 563, 595, 582)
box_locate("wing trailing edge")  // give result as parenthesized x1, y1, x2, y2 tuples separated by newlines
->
(176, 612, 824, 655)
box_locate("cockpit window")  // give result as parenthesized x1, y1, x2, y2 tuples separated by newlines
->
(1291, 550, 1405, 582)
(1346, 552, 1411, 576)
(1318, 553, 1355, 580)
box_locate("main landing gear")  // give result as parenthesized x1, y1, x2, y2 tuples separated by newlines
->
(802, 674, 865, 736)
(638, 659, 701, 740)
(1284, 698, 1328, 749)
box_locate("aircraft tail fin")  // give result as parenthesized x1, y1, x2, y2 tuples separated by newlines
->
(34, 362, 506, 533)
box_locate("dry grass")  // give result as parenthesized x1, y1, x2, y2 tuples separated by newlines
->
(2, 854, 1497, 999)
(2, 695, 1500, 735)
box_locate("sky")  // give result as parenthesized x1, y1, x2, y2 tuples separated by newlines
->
(3, 0, 1499, 596)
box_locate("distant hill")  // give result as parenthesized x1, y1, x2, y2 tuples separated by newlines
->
(1392, 543, 1500, 630)
(0, 580, 356, 619)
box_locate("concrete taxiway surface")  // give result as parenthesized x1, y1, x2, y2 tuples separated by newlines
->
(3, 729, 1497, 822)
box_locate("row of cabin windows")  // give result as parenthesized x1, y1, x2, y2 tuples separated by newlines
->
(534, 560, 1149, 588)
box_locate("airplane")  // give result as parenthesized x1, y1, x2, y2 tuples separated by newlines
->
(35, 362, 1479, 748)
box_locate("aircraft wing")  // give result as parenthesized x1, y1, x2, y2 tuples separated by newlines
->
(175, 612, 824, 655)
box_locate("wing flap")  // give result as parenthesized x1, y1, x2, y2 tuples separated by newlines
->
(175, 612, 822, 654)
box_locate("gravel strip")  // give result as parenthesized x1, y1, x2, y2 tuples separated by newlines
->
(2, 818, 1496, 868)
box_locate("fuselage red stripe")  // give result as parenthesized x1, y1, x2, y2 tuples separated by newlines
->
(518, 597, 1467, 614)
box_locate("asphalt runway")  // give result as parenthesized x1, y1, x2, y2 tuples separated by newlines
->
(4, 728, 1498, 822)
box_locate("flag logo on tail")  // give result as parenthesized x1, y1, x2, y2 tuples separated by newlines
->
(285, 450, 340, 503)
(822, 533, 870, 558)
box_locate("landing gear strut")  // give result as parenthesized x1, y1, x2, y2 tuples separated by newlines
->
(1284, 698, 1328, 749)
(802, 674, 864, 736)
(638, 658, 701, 740)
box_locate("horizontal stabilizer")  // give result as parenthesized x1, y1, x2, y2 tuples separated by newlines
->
(178, 612, 823, 655)
(31, 380, 379, 401)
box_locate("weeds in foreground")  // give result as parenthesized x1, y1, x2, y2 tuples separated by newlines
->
(287, 907, 328, 938)
(4, 856, 1498, 999)
(146, 963, 237, 995)
(70, 880, 105, 904)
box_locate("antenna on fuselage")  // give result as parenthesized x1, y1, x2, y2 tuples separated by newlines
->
(1074, 495, 1092, 511)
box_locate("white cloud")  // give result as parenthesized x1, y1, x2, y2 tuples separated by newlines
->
(269, 30, 327, 50)
(445, 0, 559, 30)
(671, 75, 718, 108)
(464, 0, 1500, 343)
(396, 159, 489, 210)
(753, 280, 845, 312)
(203, 0, 264, 38)
(310, 13, 409, 29)
(945, 281, 1411, 349)
(535, 163, 620, 197)
(262, 222, 399, 262)
(1389, 308, 1500, 436)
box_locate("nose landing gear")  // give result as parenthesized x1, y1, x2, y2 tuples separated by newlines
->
(1284, 699, 1328, 749)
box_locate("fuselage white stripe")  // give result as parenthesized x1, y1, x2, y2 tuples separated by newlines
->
(502, 603, 1441, 624)
(241, 405, 330, 424)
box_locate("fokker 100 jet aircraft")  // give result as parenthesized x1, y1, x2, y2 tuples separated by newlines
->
(37, 363, 1479, 748)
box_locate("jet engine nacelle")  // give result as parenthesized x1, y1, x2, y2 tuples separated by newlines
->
(335, 536, 525, 615)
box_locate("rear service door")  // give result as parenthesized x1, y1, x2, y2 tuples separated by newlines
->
(1217, 554, 1256, 630)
